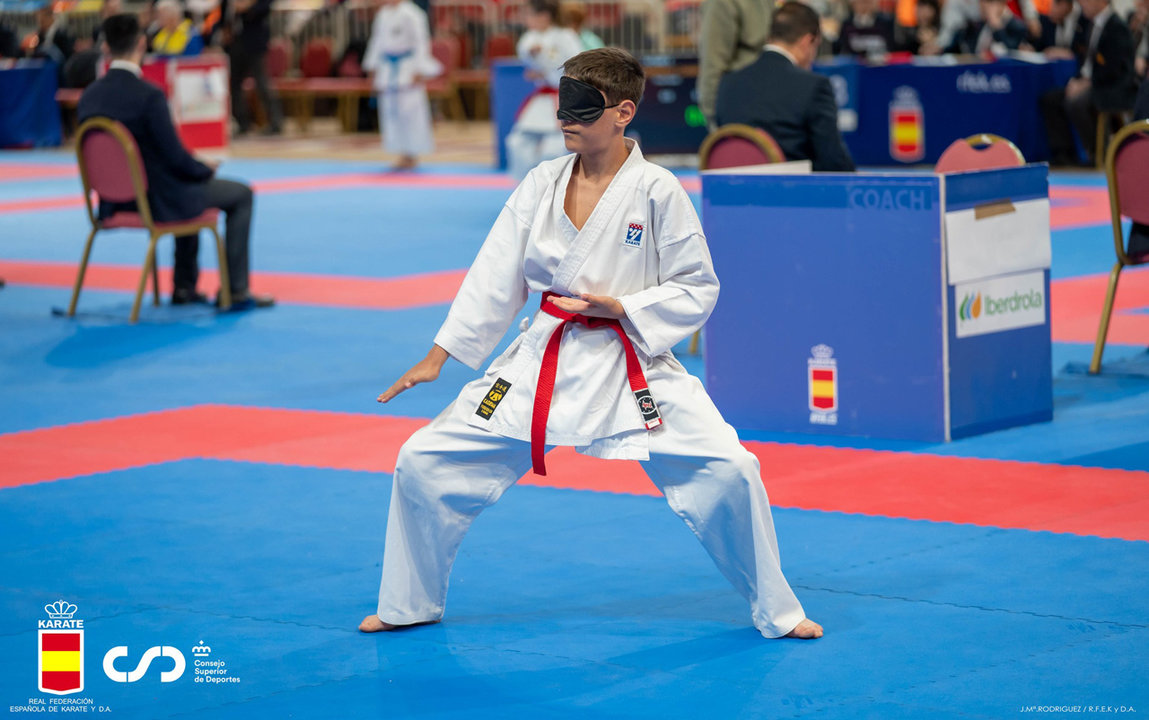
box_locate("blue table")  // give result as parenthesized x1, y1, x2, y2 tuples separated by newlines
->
(701, 164, 1053, 442)
(0, 60, 63, 149)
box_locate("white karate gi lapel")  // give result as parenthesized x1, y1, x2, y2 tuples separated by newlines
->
(550, 139, 645, 295)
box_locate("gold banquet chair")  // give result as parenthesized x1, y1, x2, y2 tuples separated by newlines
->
(1089, 118, 1149, 373)
(935, 133, 1025, 173)
(70, 117, 230, 323)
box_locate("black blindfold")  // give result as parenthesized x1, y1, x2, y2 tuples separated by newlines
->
(557, 76, 621, 123)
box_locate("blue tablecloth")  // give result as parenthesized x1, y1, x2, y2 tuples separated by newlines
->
(0, 60, 63, 149)
(491, 56, 1077, 165)
(815, 57, 1078, 165)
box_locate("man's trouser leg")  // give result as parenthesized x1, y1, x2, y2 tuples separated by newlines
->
(202, 177, 254, 298)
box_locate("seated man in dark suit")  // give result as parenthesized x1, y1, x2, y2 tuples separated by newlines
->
(77, 14, 273, 310)
(715, 1, 855, 171)
(1041, 0, 1137, 165)
(954, 0, 1029, 54)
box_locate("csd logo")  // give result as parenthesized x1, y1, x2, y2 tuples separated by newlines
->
(103, 646, 186, 683)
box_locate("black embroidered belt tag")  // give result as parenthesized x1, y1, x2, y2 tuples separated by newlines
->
(476, 378, 512, 420)
(634, 388, 663, 430)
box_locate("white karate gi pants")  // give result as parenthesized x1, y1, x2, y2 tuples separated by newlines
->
(375, 370, 807, 638)
(378, 86, 434, 157)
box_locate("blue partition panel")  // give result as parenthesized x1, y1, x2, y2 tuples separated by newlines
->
(702, 173, 947, 441)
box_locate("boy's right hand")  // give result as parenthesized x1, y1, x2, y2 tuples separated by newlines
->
(377, 345, 449, 403)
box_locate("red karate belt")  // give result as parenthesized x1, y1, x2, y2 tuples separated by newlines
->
(530, 291, 662, 476)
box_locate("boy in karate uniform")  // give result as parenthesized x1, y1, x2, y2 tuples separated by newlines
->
(363, 0, 441, 170)
(505, 0, 584, 178)
(360, 48, 823, 641)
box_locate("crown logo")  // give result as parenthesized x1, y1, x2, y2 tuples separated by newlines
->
(44, 600, 78, 619)
(811, 344, 834, 360)
(192, 641, 212, 657)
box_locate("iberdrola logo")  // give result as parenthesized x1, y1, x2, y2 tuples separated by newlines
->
(959, 292, 982, 321)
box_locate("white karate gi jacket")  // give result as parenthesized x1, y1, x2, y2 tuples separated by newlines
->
(433, 140, 720, 462)
(513, 26, 583, 133)
(363, 1, 441, 92)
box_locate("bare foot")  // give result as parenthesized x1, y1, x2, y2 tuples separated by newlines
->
(392, 155, 418, 171)
(785, 618, 824, 639)
(359, 615, 396, 632)
(358, 614, 440, 633)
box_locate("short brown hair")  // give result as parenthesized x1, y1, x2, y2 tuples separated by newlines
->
(768, 2, 821, 44)
(561, 47, 645, 106)
(528, 0, 561, 22)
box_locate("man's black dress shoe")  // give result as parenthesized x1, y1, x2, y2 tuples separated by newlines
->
(218, 293, 276, 311)
(171, 289, 210, 305)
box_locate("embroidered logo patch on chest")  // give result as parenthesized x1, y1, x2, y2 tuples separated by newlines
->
(624, 223, 644, 248)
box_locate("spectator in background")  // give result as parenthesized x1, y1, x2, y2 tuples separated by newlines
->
(833, 0, 897, 56)
(956, 0, 1029, 54)
(932, 0, 1038, 53)
(1, 21, 20, 58)
(896, 0, 941, 53)
(698, 0, 772, 128)
(1129, 0, 1148, 76)
(1041, 0, 1137, 165)
(220, 0, 284, 135)
(561, 3, 604, 50)
(1030, 0, 1089, 58)
(27, 4, 75, 64)
(93, 0, 123, 44)
(151, 0, 204, 56)
(716, 1, 855, 171)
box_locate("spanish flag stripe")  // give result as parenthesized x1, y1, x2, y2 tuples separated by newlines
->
(811, 369, 834, 381)
(41, 650, 81, 672)
(894, 125, 920, 143)
(41, 671, 81, 692)
(41, 633, 80, 652)
(811, 380, 835, 397)
(812, 396, 835, 410)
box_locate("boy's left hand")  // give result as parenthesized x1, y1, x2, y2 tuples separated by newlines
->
(548, 293, 625, 319)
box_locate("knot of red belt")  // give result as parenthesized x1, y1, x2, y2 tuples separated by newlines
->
(531, 291, 662, 476)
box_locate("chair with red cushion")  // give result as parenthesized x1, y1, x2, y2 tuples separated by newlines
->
(483, 32, 516, 63)
(426, 35, 466, 120)
(698, 123, 787, 170)
(300, 37, 334, 78)
(70, 118, 230, 323)
(935, 133, 1025, 173)
(267, 37, 293, 79)
(1090, 118, 1149, 373)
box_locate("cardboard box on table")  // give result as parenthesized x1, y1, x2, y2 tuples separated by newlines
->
(700, 162, 1052, 442)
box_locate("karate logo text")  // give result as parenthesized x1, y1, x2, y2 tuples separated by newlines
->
(624, 223, 644, 248)
(38, 601, 84, 696)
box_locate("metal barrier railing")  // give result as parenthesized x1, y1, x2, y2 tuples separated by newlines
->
(0, 0, 698, 72)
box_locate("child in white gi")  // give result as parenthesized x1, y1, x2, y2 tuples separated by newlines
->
(505, 0, 583, 179)
(360, 48, 823, 640)
(363, 0, 441, 170)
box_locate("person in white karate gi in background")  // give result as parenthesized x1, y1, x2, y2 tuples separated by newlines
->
(360, 47, 823, 641)
(363, 0, 441, 170)
(505, 0, 584, 179)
